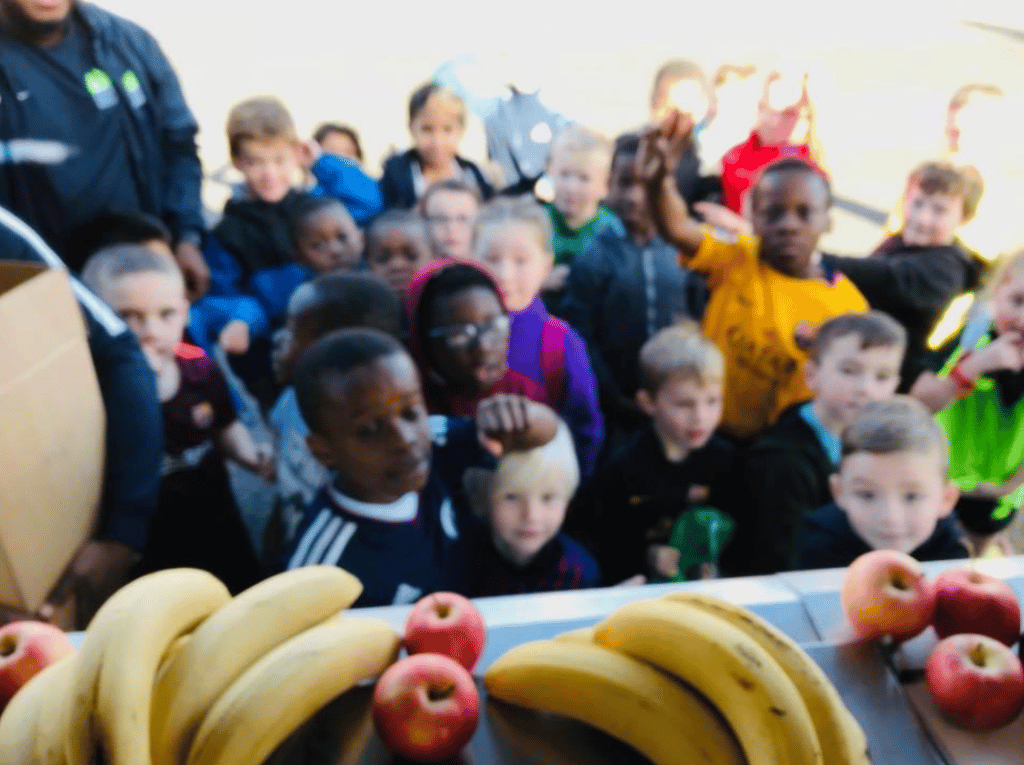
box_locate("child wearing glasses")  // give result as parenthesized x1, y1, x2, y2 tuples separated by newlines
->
(406, 259, 545, 415)
(472, 198, 604, 475)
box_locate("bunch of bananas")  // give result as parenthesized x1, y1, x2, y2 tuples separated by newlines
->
(0, 566, 400, 765)
(485, 591, 872, 765)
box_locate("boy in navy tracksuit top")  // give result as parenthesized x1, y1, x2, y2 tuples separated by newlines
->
(281, 328, 559, 607)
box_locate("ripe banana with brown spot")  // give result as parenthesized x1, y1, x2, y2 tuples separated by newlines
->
(65, 568, 231, 765)
(663, 591, 871, 764)
(151, 565, 362, 765)
(185, 616, 399, 765)
(594, 597, 823, 765)
(485, 638, 745, 765)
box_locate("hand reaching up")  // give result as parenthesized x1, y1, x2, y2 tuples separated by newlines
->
(476, 395, 558, 457)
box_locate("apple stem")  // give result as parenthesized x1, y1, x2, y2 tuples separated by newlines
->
(0, 635, 15, 657)
(435, 604, 451, 619)
(427, 684, 455, 702)
(968, 643, 987, 668)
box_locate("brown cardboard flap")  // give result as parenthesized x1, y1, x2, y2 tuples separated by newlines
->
(0, 263, 104, 612)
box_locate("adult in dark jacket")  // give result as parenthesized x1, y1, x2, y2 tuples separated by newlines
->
(0, 0, 209, 295)
(823, 237, 985, 392)
(0, 206, 162, 628)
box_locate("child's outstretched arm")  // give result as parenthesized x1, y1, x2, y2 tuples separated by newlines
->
(910, 331, 1024, 412)
(476, 395, 559, 456)
(220, 421, 276, 481)
(640, 112, 706, 258)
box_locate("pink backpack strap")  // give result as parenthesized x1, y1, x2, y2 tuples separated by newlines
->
(541, 317, 569, 408)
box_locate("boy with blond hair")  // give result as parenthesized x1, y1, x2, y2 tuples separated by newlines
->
(191, 96, 382, 403)
(795, 397, 968, 569)
(742, 311, 906, 574)
(570, 323, 739, 584)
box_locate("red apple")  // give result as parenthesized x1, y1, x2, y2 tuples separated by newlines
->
(404, 593, 486, 672)
(0, 621, 75, 709)
(926, 633, 1024, 730)
(373, 653, 479, 762)
(841, 550, 936, 642)
(932, 568, 1021, 646)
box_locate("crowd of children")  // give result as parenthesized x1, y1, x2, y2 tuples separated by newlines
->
(70, 58, 1024, 608)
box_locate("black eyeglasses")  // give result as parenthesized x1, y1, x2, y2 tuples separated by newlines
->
(428, 314, 511, 350)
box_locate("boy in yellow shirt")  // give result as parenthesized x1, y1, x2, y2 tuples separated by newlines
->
(641, 111, 868, 442)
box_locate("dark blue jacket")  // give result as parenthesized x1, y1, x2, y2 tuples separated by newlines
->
(0, 2, 204, 269)
(379, 149, 494, 211)
(0, 208, 161, 551)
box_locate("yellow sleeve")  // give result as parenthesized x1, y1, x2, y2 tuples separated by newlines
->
(687, 227, 759, 291)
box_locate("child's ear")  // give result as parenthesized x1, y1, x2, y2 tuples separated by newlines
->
(829, 472, 843, 502)
(939, 479, 960, 518)
(635, 389, 656, 417)
(306, 433, 336, 470)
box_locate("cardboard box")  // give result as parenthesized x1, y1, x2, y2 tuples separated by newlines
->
(0, 262, 105, 616)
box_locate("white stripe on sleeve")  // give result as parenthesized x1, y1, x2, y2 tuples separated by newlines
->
(304, 517, 342, 567)
(321, 522, 357, 566)
(288, 509, 331, 569)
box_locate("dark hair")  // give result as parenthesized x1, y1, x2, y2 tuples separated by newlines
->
(368, 210, 429, 249)
(909, 161, 984, 222)
(752, 157, 832, 208)
(288, 195, 353, 241)
(293, 327, 406, 434)
(811, 310, 907, 362)
(312, 122, 364, 162)
(408, 83, 466, 125)
(69, 211, 172, 268)
(416, 264, 501, 351)
(612, 132, 642, 165)
(289, 271, 403, 340)
(841, 396, 950, 474)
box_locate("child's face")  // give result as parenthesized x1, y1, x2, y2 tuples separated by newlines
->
(319, 131, 360, 163)
(490, 471, 571, 566)
(992, 270, 1024, 337)
(428, 286, 509, 394)
(806, 335, 902, 431)
(233, 138, 299, 204)
(605, 154, 653, 240)
(308, 352, 432, 503)
(638, 374, 724, 454)
(410, 96, 465, 168)
(295, 206, 363, 274)
(424, 190, 479, 260)
(106, 272, 188, 373)
(366, 226, 431, 298)
(902, 187, 964, 247)
(652, 76, 710, 124)
(831, 450, 958, 554)
(756, 73, 811, 146)
(549, 148, 609, 225)
(752, 171, 830, 278)
(476, 223, 551, 312)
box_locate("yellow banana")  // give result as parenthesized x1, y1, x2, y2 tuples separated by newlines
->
(185, 616, 400, 765)
(484, 638, 744, 765)
(594, 598, 823, 765)
(33, 653, 80, 765)
(66, 569, 231, 765)
(663, 591, 871, 765)
(551, 625, 595, 644)
(0, 653, 75, 765)
(151, 565, 362, 765)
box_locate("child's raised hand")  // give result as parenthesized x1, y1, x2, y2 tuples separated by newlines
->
(659, 109, 695, 170)
(693, 201, 753, 238)
(476, 395, 558, 457)
(647, 544, 681, 579)
(219, 319, 251, 356)
(964, 331, 1024, 377)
